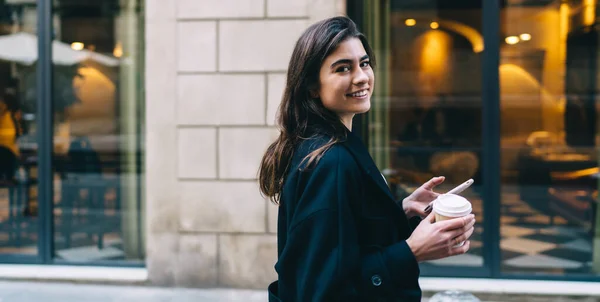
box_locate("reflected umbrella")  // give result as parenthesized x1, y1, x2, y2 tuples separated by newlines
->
(0, 32, 119, 66)
(0, 32, 119, 115)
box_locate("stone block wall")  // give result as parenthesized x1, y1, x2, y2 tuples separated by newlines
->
(145, 0, 345, 288)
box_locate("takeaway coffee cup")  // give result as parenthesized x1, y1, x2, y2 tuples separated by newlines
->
(433, 194, 472, 247)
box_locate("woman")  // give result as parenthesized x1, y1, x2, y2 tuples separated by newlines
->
(259, 16, 476, 302)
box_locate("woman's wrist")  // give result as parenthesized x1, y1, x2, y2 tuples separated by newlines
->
(405, 237, 422, 262)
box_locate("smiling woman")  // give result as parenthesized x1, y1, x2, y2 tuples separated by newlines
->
(260, 16, 476, 302)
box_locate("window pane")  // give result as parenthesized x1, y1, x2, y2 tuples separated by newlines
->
(363, 1, 485, 271)
(500, 0, 600, 276)
(0, 1, 39, 256)
(51, 0, 144, 263)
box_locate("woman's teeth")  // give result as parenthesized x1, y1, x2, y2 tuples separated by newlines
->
(349, 90, 367, 97)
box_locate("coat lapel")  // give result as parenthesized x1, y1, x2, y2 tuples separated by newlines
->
(341, 130, 397, 203)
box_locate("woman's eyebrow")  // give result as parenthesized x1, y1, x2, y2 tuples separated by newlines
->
(330, 55, 369, 68)
(330, 58, 352, 68)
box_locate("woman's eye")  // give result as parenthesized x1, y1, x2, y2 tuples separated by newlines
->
(336, 66, 350, 73)
(360, 61, 371, 68)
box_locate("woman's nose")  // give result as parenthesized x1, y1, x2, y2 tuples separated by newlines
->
(353, 68, 369, 85)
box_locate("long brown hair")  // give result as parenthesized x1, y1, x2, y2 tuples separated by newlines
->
(258, 16, 376, 204)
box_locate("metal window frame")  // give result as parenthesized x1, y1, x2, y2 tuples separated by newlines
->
(37, 0, 54, 264)
(481, 0, 502, 279)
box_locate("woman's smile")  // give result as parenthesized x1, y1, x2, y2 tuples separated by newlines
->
(346, 88, 370, 99)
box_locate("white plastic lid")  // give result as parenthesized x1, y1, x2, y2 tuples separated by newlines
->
(433, 194, 472, 217)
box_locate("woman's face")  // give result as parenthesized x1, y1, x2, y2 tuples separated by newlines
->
(316, 37, 374, 128)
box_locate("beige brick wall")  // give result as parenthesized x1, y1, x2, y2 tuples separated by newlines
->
(145, 0, 345, 289)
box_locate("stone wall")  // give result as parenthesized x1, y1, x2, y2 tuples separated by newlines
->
(145, 0, 345, 288)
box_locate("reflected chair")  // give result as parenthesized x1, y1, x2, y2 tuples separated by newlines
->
(57, 136, 120, 251)
(0, 152, 37, 248)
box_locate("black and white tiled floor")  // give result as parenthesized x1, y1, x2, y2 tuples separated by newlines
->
(427, 189, 599, 275)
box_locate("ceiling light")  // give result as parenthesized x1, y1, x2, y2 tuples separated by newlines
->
(113, 42, 123, 58)
(405, 19, 416, 26)
(519, 33, 531, 41)
(430, 22, 439, 29)
(505, 36, 519, 45)
(71, 42, 84, 51)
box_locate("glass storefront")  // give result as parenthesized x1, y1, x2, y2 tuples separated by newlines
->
(0, 0, 39, 257)
(0, 0, 144, 265)
(500, 0, 598, 277)
(353, 0, 600, 280)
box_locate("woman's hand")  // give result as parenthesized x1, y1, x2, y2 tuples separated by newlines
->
(402, 176, 445, 218)
(405, 213, 475, 262)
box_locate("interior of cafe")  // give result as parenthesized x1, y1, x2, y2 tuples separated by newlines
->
(358, 0, 600, 278)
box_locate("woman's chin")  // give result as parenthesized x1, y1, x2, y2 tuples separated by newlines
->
(354, 102, 371, 114)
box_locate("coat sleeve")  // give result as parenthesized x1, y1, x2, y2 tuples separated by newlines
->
(409, 216, 423, 232)
(277, 147, 420, 302)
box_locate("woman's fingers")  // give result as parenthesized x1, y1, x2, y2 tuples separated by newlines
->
(466, 225, 475, 238)
(415, 212, 476, 261)
(415, 203, 438, 218)
(421, 176, 445, 190)
(449, 240, 471, 256)
(437, 214, 475, 231)
(445, 218, 476, 240)
(451, 226, 474, 247)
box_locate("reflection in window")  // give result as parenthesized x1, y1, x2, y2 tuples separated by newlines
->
(361, 0, 600, 278)
(0, 1, 40, 256)
(0, 0, 143, 263)
(361, 0, 485, 269)
(49, 0, 145, 263)
(501, 0, 600, 276)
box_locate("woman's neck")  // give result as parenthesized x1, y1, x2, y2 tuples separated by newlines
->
(340, 114, 354, 131)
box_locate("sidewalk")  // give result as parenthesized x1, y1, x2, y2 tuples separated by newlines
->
(0, 281, 268, 302)
(0, 280, 595, 302)
(0, 280, 479, 302)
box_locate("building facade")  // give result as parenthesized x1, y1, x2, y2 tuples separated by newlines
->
(0, 0, 599, 293)
(146, 0, 345, 288)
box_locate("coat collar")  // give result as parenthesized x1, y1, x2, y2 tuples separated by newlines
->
(340, 129, 397, 203)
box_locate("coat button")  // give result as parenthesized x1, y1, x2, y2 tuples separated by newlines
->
(371, 274, 382, 287)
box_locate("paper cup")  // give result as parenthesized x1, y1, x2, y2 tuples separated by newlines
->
(433, 194, 472, 247)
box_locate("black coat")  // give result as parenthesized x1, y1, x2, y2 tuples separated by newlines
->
(268, 130, 421, 302)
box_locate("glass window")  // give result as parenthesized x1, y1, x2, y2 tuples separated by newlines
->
(50, 0, 144, 263)
(0, 0, 39, 256)
(500, 0, 600, 276)
(360, 0, 485, 272)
